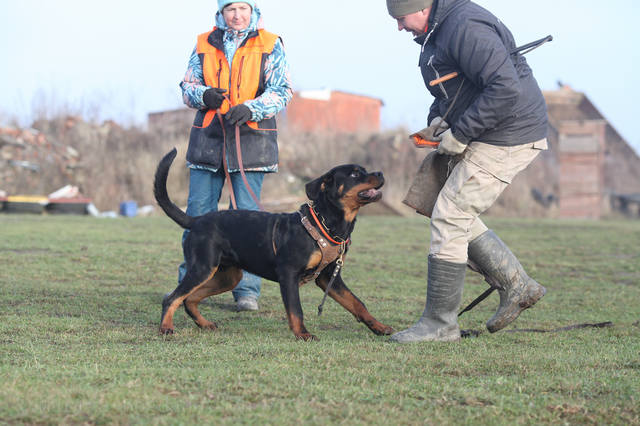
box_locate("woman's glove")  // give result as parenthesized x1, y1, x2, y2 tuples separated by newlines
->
(226, 104, 253, 125)
(203, 88, 227, 110)
(437, 129, 467, 155)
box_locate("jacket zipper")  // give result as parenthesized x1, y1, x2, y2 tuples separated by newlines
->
(421, 22, 438, 53)
(216, 59, 222, 88)
(427, 55, 449, 99)
(236, 55, 245, 102)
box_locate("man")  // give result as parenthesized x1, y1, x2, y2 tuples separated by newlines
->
(179, 0, 292, 311)
(386, 0, 549, 342)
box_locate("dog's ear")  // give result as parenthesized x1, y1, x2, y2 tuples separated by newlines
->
(305, 173, 333, 201)
(305, 176, 323, 201)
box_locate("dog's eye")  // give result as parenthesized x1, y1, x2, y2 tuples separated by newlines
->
(350, 171, 360, 178)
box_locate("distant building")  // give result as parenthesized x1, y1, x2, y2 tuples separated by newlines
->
(544, 85, 640, 218)
(147, 89, 384, 136)
(279, 89, 383, 134)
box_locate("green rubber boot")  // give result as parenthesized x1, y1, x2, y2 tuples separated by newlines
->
(468, 230, 546, 333)
(390, 255, 465, 343)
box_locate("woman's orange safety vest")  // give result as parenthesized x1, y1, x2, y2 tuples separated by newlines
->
(187, 28, 280, 171)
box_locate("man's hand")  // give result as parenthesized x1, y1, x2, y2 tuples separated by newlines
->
(203, 88, 227, 110)
(410, 117, 449, 147)
(437, 129, 467, 155)
(429, 116, 449, 130)
(424, 116, 450, 141)
(226, 104, 252, 126)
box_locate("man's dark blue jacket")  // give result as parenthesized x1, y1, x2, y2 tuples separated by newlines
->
(418, 0, 548, 146)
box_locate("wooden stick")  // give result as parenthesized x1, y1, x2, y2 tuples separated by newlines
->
(429, 72, 459, 86)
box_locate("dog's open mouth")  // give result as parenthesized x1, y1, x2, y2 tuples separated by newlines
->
(358, 188, 382, 202)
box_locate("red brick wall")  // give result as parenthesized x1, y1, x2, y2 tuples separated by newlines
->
(283, 91, 382, 134)
(557, 121, 606, 218)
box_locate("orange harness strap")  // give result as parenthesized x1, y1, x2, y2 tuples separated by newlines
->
(307, 203, 350, 246)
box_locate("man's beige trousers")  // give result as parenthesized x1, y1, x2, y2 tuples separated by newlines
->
(430, 139, 548, 262)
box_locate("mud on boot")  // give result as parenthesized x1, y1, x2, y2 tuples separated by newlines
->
(468, 230, 546, 333)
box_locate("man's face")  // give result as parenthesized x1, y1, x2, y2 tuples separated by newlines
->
(395, 8, 431, 36)
(222, 2, 252, 31)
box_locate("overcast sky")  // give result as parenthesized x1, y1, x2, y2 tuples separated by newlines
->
(1, 0, 639, 153)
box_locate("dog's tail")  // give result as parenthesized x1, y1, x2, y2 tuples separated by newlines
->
(153, 148, 194, 229)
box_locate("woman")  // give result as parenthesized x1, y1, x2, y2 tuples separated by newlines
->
(179, 0, 292, 311)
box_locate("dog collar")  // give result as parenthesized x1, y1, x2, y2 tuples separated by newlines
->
(305, 202, 351, 246)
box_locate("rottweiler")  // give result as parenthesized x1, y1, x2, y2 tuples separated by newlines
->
(153, 148, 394, 340)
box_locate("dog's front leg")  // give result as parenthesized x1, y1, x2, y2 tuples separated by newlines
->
(279, 274, 317, 341)
(315, 270, 394, 336)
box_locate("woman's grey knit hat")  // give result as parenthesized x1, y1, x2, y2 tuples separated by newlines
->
(386, 0, 433, 18)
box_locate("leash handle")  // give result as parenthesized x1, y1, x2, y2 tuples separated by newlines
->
(511, 35, 553, 56)
(428, 35, 553, 88)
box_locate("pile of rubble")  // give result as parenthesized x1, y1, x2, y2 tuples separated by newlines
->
(0, 116, 172, 213)
(0, 122, 81, 197)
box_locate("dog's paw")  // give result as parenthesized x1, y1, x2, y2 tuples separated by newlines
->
(199, 321, 218, 331)
(371, 323, 395, 336)
(295, 333, 318, 341)
(159, 327, 175, 335)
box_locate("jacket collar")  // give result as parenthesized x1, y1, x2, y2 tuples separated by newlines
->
(413, 0, 469, 45)
(208, 27, 259, 51)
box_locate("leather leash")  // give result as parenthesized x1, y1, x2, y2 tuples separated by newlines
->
(317, 256, 344, 317)
(458, 287, 495, 317)
(461, 321, 613, 338)
(234, 124, 263, 211)
(215, 106, 263, 211)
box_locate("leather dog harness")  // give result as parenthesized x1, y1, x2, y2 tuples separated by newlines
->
(298, 209, 349, 284)
(298, 204, 351, 316)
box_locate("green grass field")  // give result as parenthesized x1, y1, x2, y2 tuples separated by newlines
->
(1, 214, 639, 425)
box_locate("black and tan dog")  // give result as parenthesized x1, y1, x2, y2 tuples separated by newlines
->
(153, 148, 394, 340)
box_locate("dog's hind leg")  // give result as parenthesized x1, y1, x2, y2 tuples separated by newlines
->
(184, 267, 243, 330)
(160, 263, 219, 335)
(315, 271, 394, 336)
